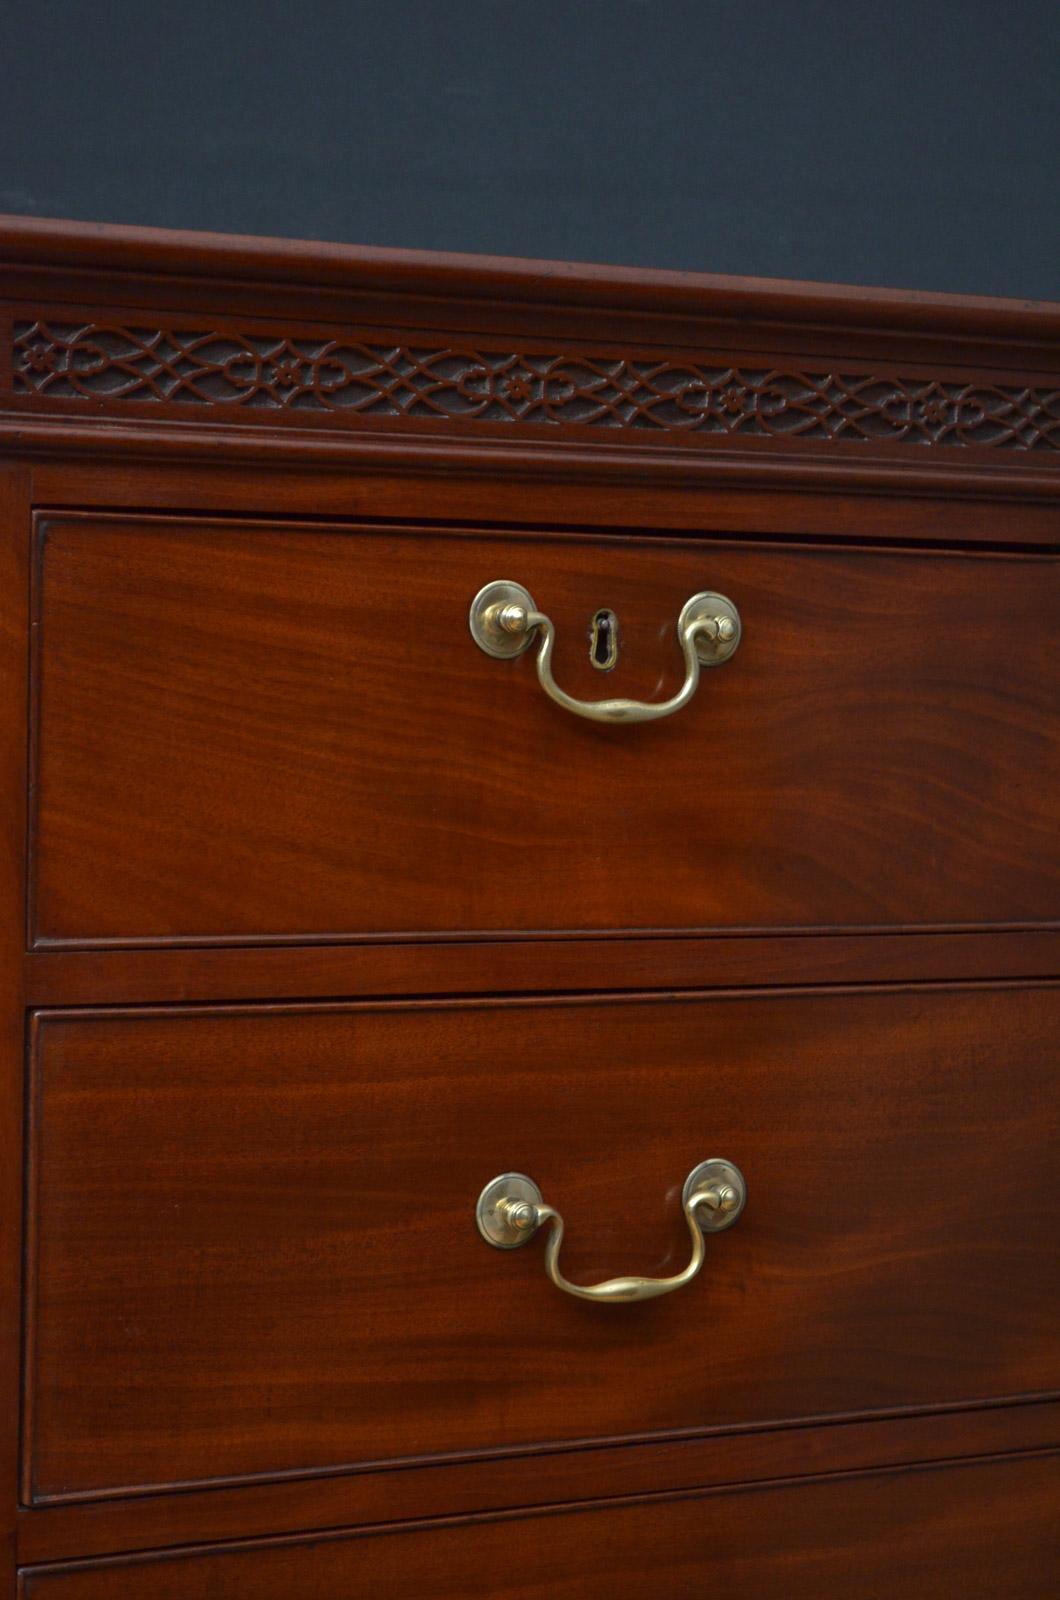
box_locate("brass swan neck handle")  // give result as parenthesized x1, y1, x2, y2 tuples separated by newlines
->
(469, 581, 741, 724)
(476, 1161, 746, 1305)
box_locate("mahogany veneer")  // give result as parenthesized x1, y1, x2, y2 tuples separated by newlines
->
(30, 517, 1058, 946)
(24, 987, 1060, 1503)
(18, 1456, 1060, 1600)
(0, 217, 1057, 1595)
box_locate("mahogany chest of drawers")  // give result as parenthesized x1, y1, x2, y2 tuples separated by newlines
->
(0, 217, 1057, 1596)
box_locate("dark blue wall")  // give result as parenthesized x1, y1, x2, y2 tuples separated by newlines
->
(2, 0, 1057, 297)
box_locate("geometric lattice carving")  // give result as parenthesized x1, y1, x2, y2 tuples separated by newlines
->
(13, 321, 1060, 450)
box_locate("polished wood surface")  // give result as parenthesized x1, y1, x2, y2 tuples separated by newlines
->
(32, 516, 1058, 946)
(26, 986, 1059, 1502)
(19, 1453, 1060, 1599)
(17, 1398, 1060, 1567)
(6, 213, 1057, 340)
(2, 220, 1057, 1593)
(6, 212, 1060, 521)
(4, 219, 1059, 509)
(23, 929, 1060, 1008)
(0, 466, 30, 1598)
(25, 455, 1060, 545)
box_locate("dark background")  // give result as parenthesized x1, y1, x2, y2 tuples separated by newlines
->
(2, 0, 1057, 298)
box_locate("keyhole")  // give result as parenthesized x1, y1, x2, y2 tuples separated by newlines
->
(589, 608, 619, 672)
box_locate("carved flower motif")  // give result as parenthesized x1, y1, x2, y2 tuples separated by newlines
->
(919, 397, 948, 426)
(269, 357, 305, 388)
(502, 367, 536, 403)
(456, 362, 560, 409)
(23, 341, 57, 374)
(672, 376, 751, 421)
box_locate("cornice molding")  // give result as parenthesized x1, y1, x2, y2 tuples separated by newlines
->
(3, 215, 1059, 345)
(2, 217, 1057, 500)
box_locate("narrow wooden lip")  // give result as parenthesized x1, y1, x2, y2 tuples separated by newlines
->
(2, 213, 1058, 342)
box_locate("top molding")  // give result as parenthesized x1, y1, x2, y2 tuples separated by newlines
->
(1, 215, 1058, 498)
(3, 214, 1059, 344)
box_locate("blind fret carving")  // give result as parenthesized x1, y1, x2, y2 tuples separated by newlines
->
(13, 321, 1059, 451)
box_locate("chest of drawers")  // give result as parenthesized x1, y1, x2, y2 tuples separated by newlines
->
(0, 218, 1057, 1596)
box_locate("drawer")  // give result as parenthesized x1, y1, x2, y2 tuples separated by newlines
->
(18, 1453, 1060, 1598)
(24, 985, 1058, 1502)
(31, 514, 1058, 946)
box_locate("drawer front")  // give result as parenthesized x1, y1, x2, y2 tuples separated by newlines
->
(25, 986, 1058, 1502)
(19, 1454, 1060, 1599)
(32, 515, 1058, 946)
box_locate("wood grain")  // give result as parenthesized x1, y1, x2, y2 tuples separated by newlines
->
(19, 1452, 1060, 1599)
(26, 455, 1060, 545)
(9, 412, 1060, 505)
(16, 1398, 1060, 1567)
(23, 929, 1060, 1009)
(24, 986, 1060, 1502)
(0, 466, 30, 1596)
(4, 224, 1060, 1589)
(31, 516, 1060, 946)
(4, 213, 1058, 356)
(4, 218, 1058, 510)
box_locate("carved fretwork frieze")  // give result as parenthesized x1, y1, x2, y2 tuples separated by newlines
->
(12, 320, 1060, 451)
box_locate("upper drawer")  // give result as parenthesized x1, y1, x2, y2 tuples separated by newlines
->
(31, 514, 1058, 947)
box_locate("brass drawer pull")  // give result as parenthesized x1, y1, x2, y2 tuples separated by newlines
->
(469, 581, 741, 724)
(476, 1159, 746, 1304)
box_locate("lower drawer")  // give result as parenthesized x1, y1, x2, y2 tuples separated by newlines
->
(19, 1453, 1060, 1598)
(24, 984, 1058, 1503)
